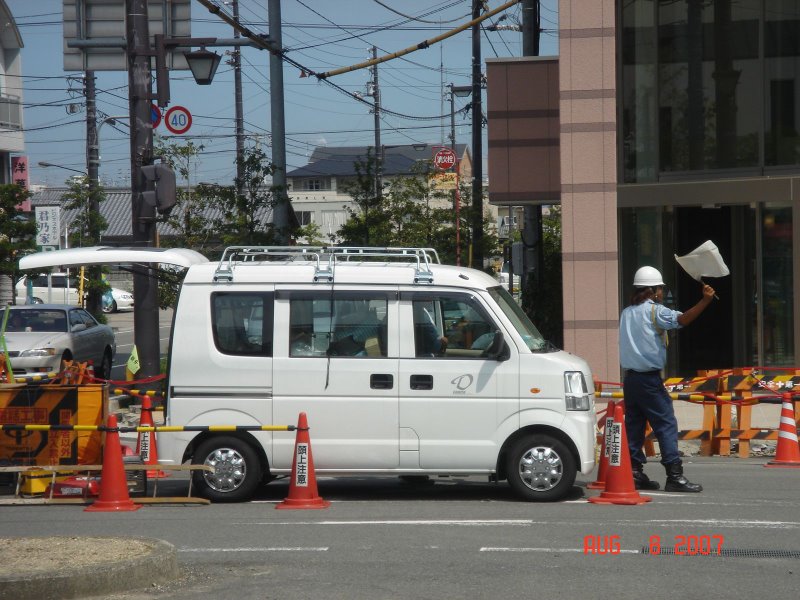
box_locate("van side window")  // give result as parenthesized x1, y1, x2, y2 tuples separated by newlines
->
(211, 292, 274, 356)
(289, 293, 388, 358)
(410, 294, 498, 358)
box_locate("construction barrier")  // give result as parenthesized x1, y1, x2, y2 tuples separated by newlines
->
(595, 367, 800, 459)
(0, 424, 296, 433)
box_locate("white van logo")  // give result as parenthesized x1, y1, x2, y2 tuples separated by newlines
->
(451, 374, 473, 394)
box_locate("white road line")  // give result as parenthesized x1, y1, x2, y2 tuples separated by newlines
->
(178, 547, 329, 553)
(481, 547, 639, 554)
(240, 518, 800, 530)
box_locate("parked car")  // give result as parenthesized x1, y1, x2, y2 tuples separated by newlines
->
(2, 305, 116, 379)
(497, 262, 521, 292)
(102, 287, 134, 313)
(16, 273, 133, 313)
(15, 273, 82, 305)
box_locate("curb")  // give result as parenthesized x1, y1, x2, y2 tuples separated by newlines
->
(0, 537, 178, 600)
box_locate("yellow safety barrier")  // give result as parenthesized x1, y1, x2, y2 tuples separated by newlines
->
(594, 368, 800, 458)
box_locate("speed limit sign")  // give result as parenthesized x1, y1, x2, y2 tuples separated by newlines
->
(164, 105, 192, 135)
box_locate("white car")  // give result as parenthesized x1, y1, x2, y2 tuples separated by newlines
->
(3, 305, 116, 379)
(497, 263, 521, 292)
(16, 273, 132, 312)
(102, 288, 134, 313)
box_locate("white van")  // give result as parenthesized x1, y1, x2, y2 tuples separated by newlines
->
(19, 246, 596, 502)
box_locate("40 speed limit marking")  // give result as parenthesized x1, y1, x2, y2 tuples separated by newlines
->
(164, 105, 192, 135)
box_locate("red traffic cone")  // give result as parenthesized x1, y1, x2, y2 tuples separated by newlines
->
(136, 395, 168, 478)
(587, 402, 614, 490)
(765, 393, 800, 468)
(588, 402, 652, 505)
(85, 414, 141, 512)
(276, 412, 330, 510)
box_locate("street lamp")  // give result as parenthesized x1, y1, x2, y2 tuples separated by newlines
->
(37, 161, 87, 176)
(184, 47, 222, 85)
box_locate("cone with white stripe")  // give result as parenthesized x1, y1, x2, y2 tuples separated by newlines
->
(765, 393, 800, 468)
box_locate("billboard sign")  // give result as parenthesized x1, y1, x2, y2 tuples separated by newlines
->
(63, 0, 191, 71)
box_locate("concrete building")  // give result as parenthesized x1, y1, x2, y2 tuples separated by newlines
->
(0, 0, 24, 184)
(488, 0, 800, 381)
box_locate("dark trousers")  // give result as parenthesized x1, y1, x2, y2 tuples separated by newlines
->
(623, 370, 680, 466)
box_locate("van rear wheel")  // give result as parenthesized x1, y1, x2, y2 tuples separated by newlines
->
(506, 434, 576, 502)
(192, 436, 262, 502)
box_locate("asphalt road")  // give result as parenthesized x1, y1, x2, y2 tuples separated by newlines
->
(106, 309, 173, 382)
(2, 458, 799, 599)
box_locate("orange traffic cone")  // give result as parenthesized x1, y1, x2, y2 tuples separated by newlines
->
(587, 401, 614, 490)
(765, 393, 800, 468)
(85, 414, 141, 512)
(136, 395, 168, 478)
(588, 402, 652, 505)
(276, 412, 330, 510)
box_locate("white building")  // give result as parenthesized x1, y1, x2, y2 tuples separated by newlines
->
(0, 0, 24, 184)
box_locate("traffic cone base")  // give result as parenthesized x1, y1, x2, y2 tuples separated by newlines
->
(765, 395, 800, 468)
(85, 414, 140, 512)
(276, 412, 330, 510)
(588, 402, 652, 506)
(137, 396, 169, 479)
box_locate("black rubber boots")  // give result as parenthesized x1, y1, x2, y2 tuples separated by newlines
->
(631, 462, 660, 490)
(664, 461, 703, 492)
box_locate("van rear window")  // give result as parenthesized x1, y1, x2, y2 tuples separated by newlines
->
(211, 292, 274, 356)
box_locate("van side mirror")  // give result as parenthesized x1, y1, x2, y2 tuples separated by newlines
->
(485, 330, 508, 360)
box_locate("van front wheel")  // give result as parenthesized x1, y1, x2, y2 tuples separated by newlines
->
(192, 436, 262, 502)
(506, 434, 576, 502)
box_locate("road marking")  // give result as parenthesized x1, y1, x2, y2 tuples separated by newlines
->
(242, 518, 800, 530)
(481, 547, 639, 554)
(179, 547, 328, 553)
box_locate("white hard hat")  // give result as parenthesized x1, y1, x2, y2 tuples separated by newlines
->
(633, 266, 664, 287)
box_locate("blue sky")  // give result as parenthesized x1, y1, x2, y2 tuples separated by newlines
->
(9, 0, 558, 187)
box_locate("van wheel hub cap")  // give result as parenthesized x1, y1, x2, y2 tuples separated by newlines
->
(203, 448, 246, 492)
(518, 446, 563, 492)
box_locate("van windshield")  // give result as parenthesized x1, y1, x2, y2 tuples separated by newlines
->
(487, 286, 551, 352)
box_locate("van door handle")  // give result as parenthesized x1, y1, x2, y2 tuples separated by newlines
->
(410, 374, 433, 390)
(370, 374, 394, 389)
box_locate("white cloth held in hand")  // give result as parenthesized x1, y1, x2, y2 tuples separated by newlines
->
(674, 240, 730, 281)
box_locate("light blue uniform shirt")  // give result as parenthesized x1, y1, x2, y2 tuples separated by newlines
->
(619, 300, 683, 372)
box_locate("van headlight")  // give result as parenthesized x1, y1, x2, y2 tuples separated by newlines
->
(564, 371, 592, 411)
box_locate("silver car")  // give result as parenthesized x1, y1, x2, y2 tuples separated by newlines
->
(3, 305, 116, 380)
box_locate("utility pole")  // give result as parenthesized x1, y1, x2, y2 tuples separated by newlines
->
(370, 46, 382, 202)
(470, 0, 484, 269)
(84, 70, 102, 316)
(268, 0, 290, 244)
(232, 0, 245, 199)
(448, 84, 460, 267)
(126, 0, 160, 377)
(521, 0, 542, 288)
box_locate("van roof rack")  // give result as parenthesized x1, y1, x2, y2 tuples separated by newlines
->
(213, 246, 440, 284)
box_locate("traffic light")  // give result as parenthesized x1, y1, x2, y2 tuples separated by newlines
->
(141, 163, 177, 216)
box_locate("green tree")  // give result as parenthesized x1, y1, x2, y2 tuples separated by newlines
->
(522, 205, 563, 347)
(62, 175, 108, 319)
(338, 149, 386, 246)
(198, 146, 280, 247)
(0, 185, 37, 305)
(155, 138, 213, 253)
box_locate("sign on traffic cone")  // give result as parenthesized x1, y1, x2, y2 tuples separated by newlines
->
(276, 412, 330, 510)
(85, 414, 141, 512)
(765, 393, 800, 468)
(588, 402, 652, 505)
(136, 395, 168, 478)
(587, 401, 614, 490)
